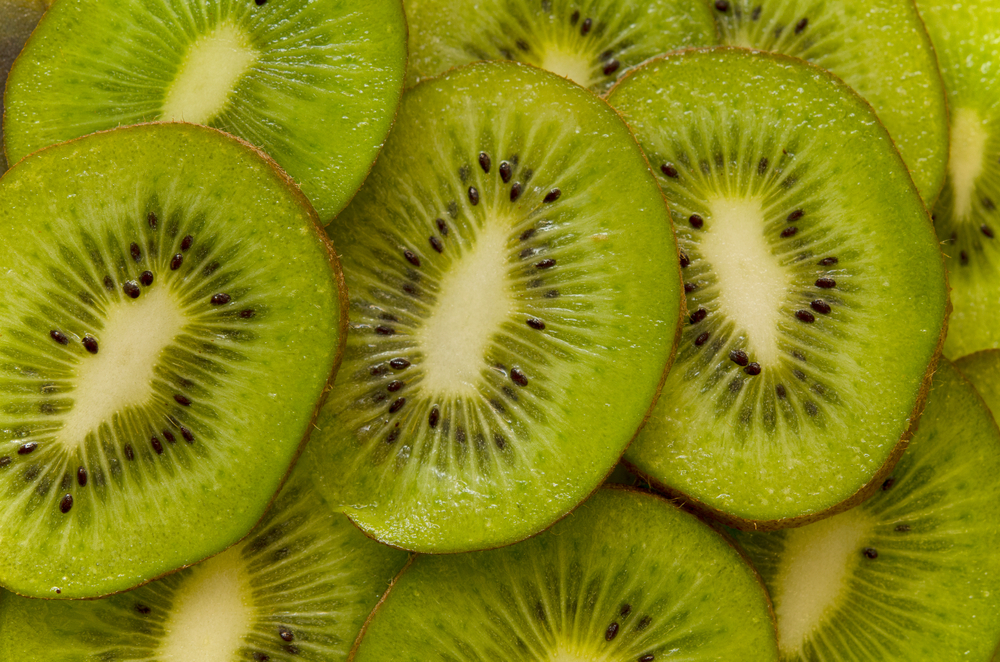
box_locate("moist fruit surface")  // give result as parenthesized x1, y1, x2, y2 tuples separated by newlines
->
(0, 0, 49, 171)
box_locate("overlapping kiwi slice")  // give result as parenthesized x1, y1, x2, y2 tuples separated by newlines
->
(0, 465, 409, 661)
(3, 0, 405, 220)
(0, 123, 346, 598)
(729, 360, 1000, 660)
(608, 48, 948, 528)
(403, 0, 718, 93)
(351, 487, 778, 661)
(0, 0, 49, 171)
(305, 60, 682, 553)
(712, 0, 948, 205)
(917, 0, 1000, 358)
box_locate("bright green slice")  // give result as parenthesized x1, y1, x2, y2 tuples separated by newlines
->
(609, 48, 948, 527)
(403, 0, 718, 94)
(305, 61, 682, 553)
(0, 123, 345, 598)
(730, 360, 1000, 661)
(916, 0, 1000, 358)
(0, 466, 409, 662)
(0, 0, 49, 171)
(352, 487, 778, 661)
(712, 0, 948, 206)
(3, 0, 406, 221)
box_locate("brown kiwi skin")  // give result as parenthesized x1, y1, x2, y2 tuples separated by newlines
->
(609, 46, 951, 533)
(0, 121, 350, 599)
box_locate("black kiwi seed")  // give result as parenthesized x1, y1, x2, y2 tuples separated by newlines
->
(581, 17, 592, 35)
(123, 281, 141, 298)
(278, 626, 294, 642)
(982, 224, 995, 238)
(603, 60, 621, 76)
(679, 252, 690, 268)
(82, 336, 99, 353)
(500, 161, 512, 183)
(151, 436, 163, 454)
(695, 332, 710, 346)
(49, 329, 69, 345)
(863, 547, 878, 559)
(536, 258, 556, 269)
(521, 247, 536, 259)
(961, 250, 969, 265)
(404, 250, 420, 267)
(389, 358, 411, 370)
(375, 325, 395, 336)
(468, 187, 480, 205)
(130, 242, 142, 261)
(387, 380, 404, 392)
(795, 17, 809, 33)
(639, 655, 655, 662)
(690, 308, 707, 324)
(752, 5, 762, 20)
(570, 9, 579, 23)
(59, 494, 73, 514)
(815, 277, 836, 289)
(253, 652, 270, 661)
(787, 209, 804, 222)
(757, 157, 768, 174)
(0, 457, 11, 468)
(103, 275, 114, 290)
(428, 407, 440, 428)
(180, 427, 194, 443)
(510, 368, 528, 387)
(714, 0, 730, 10)
(181, 235, 193, 251)
(139, 271, 154, 286)
(543, 188, 562, 203)
(256, 0, 266, 5)
(781, 227, 798, 238)
(637, 615, 652, 631)
(818, 256, 838, 266)
(147, 211, 158, 228)
(620, 604, 632, 617)
(170, 253, 183, 270)
(545, 289, 559, 298)
(745, 362, 761, 375)
(135, 604, 151, 615)
(174, 394, 191, 406)
(430, 236, 444, 253)
(795, 310, 815, 323)
(240, 309, 256, 319)
(389, 398, 406, 413)
(162, 429, 176, 443)
(895, 524, 911, 532)
(124, 444, 134, 460)
(436, 218, 449, 235)
(17, 443, 37, 455)
(211, 293, 231, 305)
(527, 318, 546, 330)
(684, 282, 697, 293)
(77, 467, 87, 486)
(689, 214, 704, 229)
(478, 152, 491, 173)
(510, 182, 523, 202)
(776, 384, 787, 398)
(606, 622, 619, 641)
(882, 477, 896, 490)
(810, 300, 831, 314)
(729, 349, 749, 366)
(660, 163, 679, 178)
(520, 228, 536, 241)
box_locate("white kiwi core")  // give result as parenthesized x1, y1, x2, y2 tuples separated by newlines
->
(161, 21, 259, 125)
(538, 46, 595, 89)
(57, 285, 187, 449)
(949, 106, 989, 222)
(548, 643, 613, 662)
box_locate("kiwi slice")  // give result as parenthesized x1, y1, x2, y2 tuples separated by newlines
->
(0, 0, 48, 171)
(608, 48, 948, 527)
(0, 466, 409, 661)
(0, 123, 346, 598)
(955, 350, 1000, 414)
(3, 0, 406, 221)
(403, 0, 718, 94)
(729, 360, 1000, 660)
(711, 0, 948, 206)
(305, 60, 682, 553)
(351, 486, 778, 661)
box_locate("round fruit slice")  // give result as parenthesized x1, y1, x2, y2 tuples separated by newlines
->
(351, 487, 778, 661)
(0, 466, 409, 661)
(403, 0, 718, 94)
(3, 0, 406, 221)
(0, 0, 49, 171)
(729, 360, 1000, 661)
(711, 0, 948, 206)
(305, 60, 682, 553)
(0, 123, 346, 598)
(916, 0, 1000, 358)
(608, 48, 948, 528)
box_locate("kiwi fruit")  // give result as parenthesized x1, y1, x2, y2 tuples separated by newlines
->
(0, 0, 48, 171)
(403, 0, 718, 93)
(305, 60, 683, 553)
(608, 48, 948, 528)
(0, 123, 346, 598)
(916, 0, 1000, 358)
(955, 350, 1000, 413)
(3, 0, 406, 221)
(350, 486, 778, 661)
(0, 465, 409, 661)
(711, 0, 948, 206)
(729, 360, 1000, 661)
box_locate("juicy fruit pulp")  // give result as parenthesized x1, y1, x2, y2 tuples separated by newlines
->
(352, 487, 778, 661)
(3, 0, 406, 221)
(306, 61, 682, 553)
(731, 361, 1000, 660)
(609, 48, 948, 526)
(0, 124, 345, 598)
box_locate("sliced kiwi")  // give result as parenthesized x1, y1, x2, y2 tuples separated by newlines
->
(0, 0, 49, 171)
(305, 60, 682, 553)
(351, 486, 778, 661)
(403, 0, 718, 94)
(0, 123, 346, 598)
(729, 360, 1000, 660)
(3, 0, 406, 221)
(608, 48, 948, 527)
(916, 0, 1000, 358)
(0, 465, 409, 661)
(955, 350, 1000, 414)
(712, 0, 948, 206)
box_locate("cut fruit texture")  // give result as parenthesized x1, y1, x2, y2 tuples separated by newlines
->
(730, 360, 1000, 661)
(306, 60, 683, 553)
(3, 0, 406, 221)
(609, 48, 948, 528)
(351, 487, 779, 662)
(0, 123, 346, 598)
(0, 0, 49, 171)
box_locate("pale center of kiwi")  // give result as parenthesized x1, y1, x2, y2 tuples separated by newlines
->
(700, 196, 789, 365)
(538, 46, 595, 89)
(548, 643, 612, 662)
(161, 21, 259, 125)
(418, 222, 513, 395)
(57, 285, 187, 448)
(158, 547, 254, 661)
(771, 509, 870, 655)
(949, 106, 989, 221)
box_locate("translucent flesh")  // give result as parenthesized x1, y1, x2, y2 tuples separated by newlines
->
(0, 124, 343, 598)
(610, 49, 947, 524)
(306, 61, 682, 553)
(353, 488, 778, 661)
(732, 361, 1000, 660)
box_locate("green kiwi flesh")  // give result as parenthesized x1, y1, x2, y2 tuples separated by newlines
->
(403, 0, 718, 94)
(712, 0, 948, 206)
(305, 61, 682, 553)
(3, 0, 406, 221)
(0, 465, 409, 661)
(0, 123, 345, 598)
(955, 350, 1000, 414)
(917, 0, 1000, 358)
(351, 486, 778, 661)
(729, 360, 1000, 661)
(0, 0, 48, 171)
(608, 48, 948, 527)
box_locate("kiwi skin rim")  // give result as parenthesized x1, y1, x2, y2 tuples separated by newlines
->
(344, 485, 778, 661)
(608, 46, 951, 533)
(0, 121, 351, 599)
